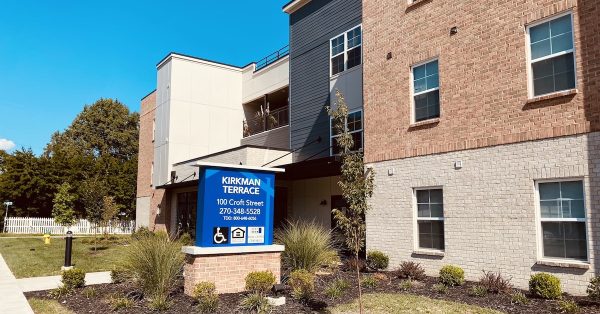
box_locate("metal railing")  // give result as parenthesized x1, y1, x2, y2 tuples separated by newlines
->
(255, 45, 289, 71)
(243, 106, 289, 137)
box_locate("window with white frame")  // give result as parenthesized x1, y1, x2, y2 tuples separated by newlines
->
(412, 60, 440, 122)
(538, 180, 587, 261)
(528, 13, 576, 97)
(330, 25, 362, 76)
(150, 162, 154, 187)
(152, 119, 156, 142)
(330, 110, 363, 155)
(416, 188, 444, 251)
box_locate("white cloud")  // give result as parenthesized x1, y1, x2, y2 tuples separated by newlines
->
(0, 139, 16, 151)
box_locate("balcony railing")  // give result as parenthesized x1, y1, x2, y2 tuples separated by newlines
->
(243, 106, 289, 137)
(255, 45, 289, 71)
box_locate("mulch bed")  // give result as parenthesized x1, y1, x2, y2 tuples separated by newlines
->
(26, 270, 600, 313)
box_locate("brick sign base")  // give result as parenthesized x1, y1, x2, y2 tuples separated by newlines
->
(182, 245, 285, 295)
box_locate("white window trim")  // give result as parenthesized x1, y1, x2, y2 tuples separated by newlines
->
(525, 11, 577, 99)
(329, 109, 363, 156)
(150, 162, 154, 187)
(412, 186, 445, 253)
(534, 178, 589, 263)
(410, 57, 441, 124)
(329, 24, 362, 77)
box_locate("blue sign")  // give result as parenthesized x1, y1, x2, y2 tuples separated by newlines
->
(195, 166, 275, 247)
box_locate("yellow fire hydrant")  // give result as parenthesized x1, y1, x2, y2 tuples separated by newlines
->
(43, 234, 51, 245)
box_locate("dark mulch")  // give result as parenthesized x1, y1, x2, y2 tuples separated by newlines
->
(26, 271, 600, 313)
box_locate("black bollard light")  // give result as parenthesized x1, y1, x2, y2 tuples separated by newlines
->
(64, 231, 73, 268)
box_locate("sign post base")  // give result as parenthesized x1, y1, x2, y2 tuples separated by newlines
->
(182, 245, 285, 295)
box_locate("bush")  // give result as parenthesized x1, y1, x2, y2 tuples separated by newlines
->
(275, 220, 339, 272)
(529, 273, 562, 299)
(361, 275, 378, 289)
(469, 285, 488, 297)
(343, 257, 367, 272)
(132, 226, 154, 240)
(558, 299, 580, 314)
(439, 265, 465, 287)
(289, 269, 315, 301)
(48, 285, 72, 299)
(366, 250, 389, 271)
(325, 278, 350, 300)
(479, 271, 512, 293)
(193, 282, 219, 313)
(587, 276, 600, 301)
(396, 261, 426, 281)
(122, 231, 184, 307)
(433, 283, 448, 294)
(82, 287, 97, 299)
(109, 296, 134, 310)
(179, 232, 194, 246)
(110, 267, 131, 284)
(399, 279, 413, 291)
(62, 268, 85, 290)
(239, 293, 271, 314)
(245, 271, 276, 295)
(510, 291, 529, 305)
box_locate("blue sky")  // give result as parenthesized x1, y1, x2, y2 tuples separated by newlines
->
(0, 0, 289, 154)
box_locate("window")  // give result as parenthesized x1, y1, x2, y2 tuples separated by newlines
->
(330, 110, 363, 155)
(412, 60, 440, 122)
(527, 13, 576, 97)
(152, 119, 156, 142)
(330, 25, 362, 76)
(150, 162, 154, 187)
(537, 180, 587, 261)
(415, 188, 444, 251)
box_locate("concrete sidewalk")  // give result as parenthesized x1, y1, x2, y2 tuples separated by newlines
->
(0, 254, 34, 314)
(17, 271, 112, 292)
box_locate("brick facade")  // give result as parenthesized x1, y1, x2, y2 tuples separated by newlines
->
(366, 132, 600, 295)
(363, 0, 599, 164)
(183, 252, 282, 295)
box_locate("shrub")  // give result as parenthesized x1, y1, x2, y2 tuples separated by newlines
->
(396, 261, 426, 281)
(149, 296, 172, 311)
(399, 279, 412, 291)
(245, 271, 276, 295)
(193, 282, 219, 313)
(82, 287, 97, 299)
(558, 300, 580, 314)
(132, 226, 154, 240)
(61, 268, 85, 289)
(469, 285, 488, 297)
(439, 265, 465, 287)
(109, 296, 134, 310)
(48, 286, 72, 299)
(510, 291, 530, 305)
(366, 250, 389, 271)
(433, 283, 448, 294)
(122, 231, 184, 307)
(343, 257, 367, 272)
(529, 273, 562, 299)
(289, 269, 315, 301)
(479, 271, 512, 293)
(275, 220, 339, 272)
(587, 276, 600, 301)
(239, 293, 271, 314)
(361, 275, 378, 289)
(325, 278, 350, 300)
(110, 267, 131, 284)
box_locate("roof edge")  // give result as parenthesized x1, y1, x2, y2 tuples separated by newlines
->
(156, 52, 243, 70)
(282, 0, 311, 13)
(140, 89, 157, 101)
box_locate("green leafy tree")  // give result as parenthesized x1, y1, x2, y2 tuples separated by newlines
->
(102, 195, 120, 235)
(80, 177, 108, 250)
(327, 90, 375, 314)
(52, 183, 77, 227)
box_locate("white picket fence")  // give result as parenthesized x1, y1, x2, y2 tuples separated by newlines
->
(3, 217, 135, 235)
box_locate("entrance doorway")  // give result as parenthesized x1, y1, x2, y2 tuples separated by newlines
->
(274, 187, 288, 229)
(176, 191, 197, 239)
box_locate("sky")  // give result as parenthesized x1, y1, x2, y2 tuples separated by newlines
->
(0, 0, 289, 154)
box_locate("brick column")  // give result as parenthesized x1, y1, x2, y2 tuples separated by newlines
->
(182, 245, 284, 295)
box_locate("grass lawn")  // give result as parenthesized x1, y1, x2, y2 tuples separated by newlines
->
(0, 236, 129, 278)
(330, 293, 504, 314)
(29, 298, 74, 314)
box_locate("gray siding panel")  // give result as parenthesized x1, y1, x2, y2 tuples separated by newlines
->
(240, 126, 291, 150)
(289, 0, 362, 161)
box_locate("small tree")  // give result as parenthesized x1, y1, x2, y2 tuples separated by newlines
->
(102, 195, 119, 235)
(52, 183, 77, 227)
(80, 177, 107, 250)
(327, 90, 374, 314)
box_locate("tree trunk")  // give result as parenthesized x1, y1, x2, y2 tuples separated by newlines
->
(356, 253, 363, 314)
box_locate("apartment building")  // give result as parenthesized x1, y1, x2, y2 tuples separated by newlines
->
(363, 0, 599, 295)
(136, 0, 362, 240)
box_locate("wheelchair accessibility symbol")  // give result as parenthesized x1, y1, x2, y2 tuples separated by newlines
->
(213, 227, 229, 244)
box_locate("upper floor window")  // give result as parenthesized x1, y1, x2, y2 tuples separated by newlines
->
(330, 26, 362, 76)
(330, 110, 363, 155)
(411, 59, 440, 123)
(527, 13, 576, 97)
(152, 119, 156, 142)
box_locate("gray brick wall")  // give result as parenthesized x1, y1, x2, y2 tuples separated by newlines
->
(366, 132, 600, 295)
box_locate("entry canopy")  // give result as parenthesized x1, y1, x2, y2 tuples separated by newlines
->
(194, 162, 284, 248)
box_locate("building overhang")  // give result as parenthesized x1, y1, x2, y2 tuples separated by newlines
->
(282, 0, 311, 14)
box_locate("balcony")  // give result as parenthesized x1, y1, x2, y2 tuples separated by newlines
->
(255, 45, 289, 71)
(243, 106, 289, 137)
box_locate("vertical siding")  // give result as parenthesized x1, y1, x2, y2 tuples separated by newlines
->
(289, 0, 362, 161)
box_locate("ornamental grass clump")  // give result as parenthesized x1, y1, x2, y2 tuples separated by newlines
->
(439, 265, 465, 287)
(122, 231, 184, 309)
(529, 273, 562, 299)
(275, 220, 338, 272)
